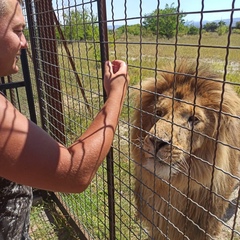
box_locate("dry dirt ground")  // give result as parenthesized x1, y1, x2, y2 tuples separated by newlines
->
(217, 186, 240, 240)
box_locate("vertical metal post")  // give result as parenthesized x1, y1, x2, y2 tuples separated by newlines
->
(20, 49, 37, 124)
(97, 1, 116, 239)
(34, 0, 66, 144)
(25, 0, 46, 130)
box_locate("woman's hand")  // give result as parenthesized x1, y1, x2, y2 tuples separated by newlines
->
(104, 60, 129, 97)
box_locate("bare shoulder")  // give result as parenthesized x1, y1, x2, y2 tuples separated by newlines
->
(0, 92, 28, 130)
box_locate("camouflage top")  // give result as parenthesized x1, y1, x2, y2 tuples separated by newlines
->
(0, 178, 32, 240)
(0, 92, 32, 239)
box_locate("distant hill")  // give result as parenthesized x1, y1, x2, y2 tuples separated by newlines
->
(108, 18, 240, 29)
(187, 18, 240, 28)
(107, 25, 122, 30)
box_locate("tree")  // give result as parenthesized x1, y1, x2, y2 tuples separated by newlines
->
(218, 20, 226, 27)
(63, 9, 98, 41)
(187, 25, 199, 35)
(217, 21, 228, 36)
(115, 24, 151, 37)
(203, 22, 218, 32)
(236, 21, 240, 29)
(116, 24, 141, 36)
(143, 3, 186, 39)
(217, 25, 228, 35)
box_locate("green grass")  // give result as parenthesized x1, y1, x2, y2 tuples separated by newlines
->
(29, 33, 240, 239)
(30, 200, 81, 240)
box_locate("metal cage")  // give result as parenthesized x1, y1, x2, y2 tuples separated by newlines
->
(18, 0, 240, 239)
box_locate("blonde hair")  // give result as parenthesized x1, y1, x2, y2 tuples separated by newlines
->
(0, 0, 23, 17)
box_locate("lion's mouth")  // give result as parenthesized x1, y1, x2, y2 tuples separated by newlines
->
(143, 157, 179, 180)
(143, 144, 181, 174)
(146, 156, 175, 167)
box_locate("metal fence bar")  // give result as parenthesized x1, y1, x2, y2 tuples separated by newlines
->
(20, 49, 37, 124)
(0, 81, 25, 91)
(97, 1, 116, 239)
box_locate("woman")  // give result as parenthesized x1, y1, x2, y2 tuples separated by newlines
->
(0, 0, 129, 239)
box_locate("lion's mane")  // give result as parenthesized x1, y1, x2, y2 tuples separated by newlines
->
(131, 61, 240, 239)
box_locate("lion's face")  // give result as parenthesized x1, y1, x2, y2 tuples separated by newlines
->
(141, 89, 217, 180)
(131, 62, 240, 185)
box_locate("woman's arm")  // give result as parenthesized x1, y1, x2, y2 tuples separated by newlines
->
(0, 60, 129, 193)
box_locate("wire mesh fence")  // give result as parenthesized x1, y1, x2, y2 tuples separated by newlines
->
(20, 0, 240, 239)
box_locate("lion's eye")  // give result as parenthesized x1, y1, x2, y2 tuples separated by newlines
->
(188, 115, 200, 127)
(155, 109, 164, 118)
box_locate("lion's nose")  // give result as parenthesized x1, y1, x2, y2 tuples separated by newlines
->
(149, 135, 170, 153)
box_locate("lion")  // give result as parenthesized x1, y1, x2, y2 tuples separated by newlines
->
(131, 60, 240, 240)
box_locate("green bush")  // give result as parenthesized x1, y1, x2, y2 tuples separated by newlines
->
(187, 25, 199, 35)
(217, 25, 228, 35)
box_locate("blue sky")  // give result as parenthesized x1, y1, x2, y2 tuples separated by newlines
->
(56, 0, 240, 25)
(105, 0, 240, 25)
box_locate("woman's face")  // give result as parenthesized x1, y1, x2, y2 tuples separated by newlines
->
(0, 0, 28, 77)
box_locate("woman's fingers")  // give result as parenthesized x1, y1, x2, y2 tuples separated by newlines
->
(112, 60, 127, 74)
(104, 61, 112, 76)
